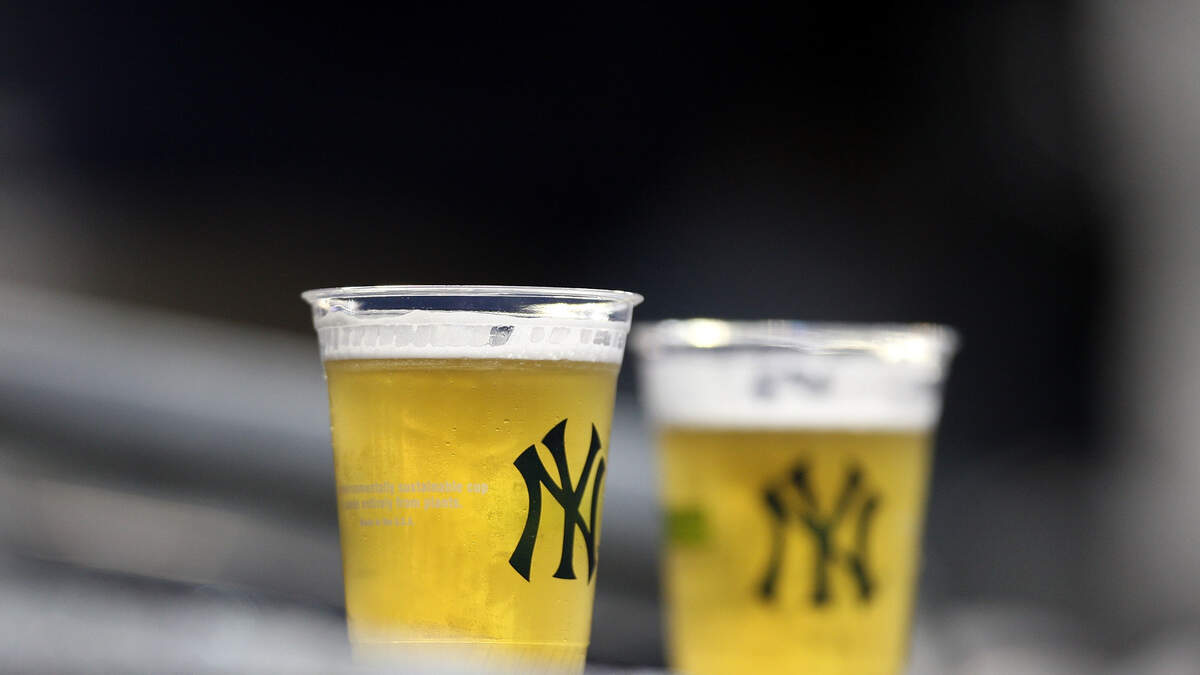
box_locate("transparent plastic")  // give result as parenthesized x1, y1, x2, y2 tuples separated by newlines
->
(634, 319, 957, 675)
(303, 285, 643, 363)
(302, 285, 641, 675)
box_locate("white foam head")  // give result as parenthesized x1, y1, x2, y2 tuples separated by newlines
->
(302, 286, 642, 363)
(634, 320, 958, 431)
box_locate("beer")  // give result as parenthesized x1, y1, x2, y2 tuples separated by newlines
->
(303, 286, 642, 674)
(326, 358, 618, 670)
(635, 320, 956, 675)
(660, 427, 931, 675)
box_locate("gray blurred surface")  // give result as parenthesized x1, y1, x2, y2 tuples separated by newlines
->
(1085, 0, 1200, 634)
(3, 549, 1198, 674)
(0, 283, 1197, 672)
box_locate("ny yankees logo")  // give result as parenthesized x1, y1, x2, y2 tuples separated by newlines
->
(509, 419, 605, 582)
(759, 462, 880, 606)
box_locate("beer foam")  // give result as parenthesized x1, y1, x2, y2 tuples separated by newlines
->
(311, 309, 631, 363)
(638, 351, 948, 431)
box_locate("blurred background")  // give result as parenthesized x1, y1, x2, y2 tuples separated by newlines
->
(2, 2, 1199, 673)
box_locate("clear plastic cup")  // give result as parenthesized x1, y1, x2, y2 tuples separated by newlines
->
(302, 286, 643, 674)
(634, 320, 958, 675)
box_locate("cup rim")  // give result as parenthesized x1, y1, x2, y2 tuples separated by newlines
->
(301, 285, 644, 306)
(633, 318, 959, 360)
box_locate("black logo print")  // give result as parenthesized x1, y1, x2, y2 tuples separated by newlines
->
(759, 462, 880, 606)
(509, 419, 605, 582)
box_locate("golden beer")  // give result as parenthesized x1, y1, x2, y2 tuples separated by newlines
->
(303, 286, 642, 674)
(326, 358, 619, 671)
(660, 427, 931, 675)
(635, 320, 956, 675)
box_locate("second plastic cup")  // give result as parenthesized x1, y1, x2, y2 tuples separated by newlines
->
(636, 320, 957, 675)
(303, 286, 642, 673)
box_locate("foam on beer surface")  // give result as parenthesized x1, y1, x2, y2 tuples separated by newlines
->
(312, 309, 630, 364)
(637, 321, 954, 431)
(640, 352, 946, 431)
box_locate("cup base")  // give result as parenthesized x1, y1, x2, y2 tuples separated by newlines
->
(353, 640, 587, 674)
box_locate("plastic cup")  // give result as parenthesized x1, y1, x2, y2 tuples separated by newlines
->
(635, 320, 957, 675)
(302, 286, 642, 673)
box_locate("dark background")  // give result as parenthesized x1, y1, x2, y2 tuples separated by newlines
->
(5, 3, 1190, 672)
(4, 2, 1104, 453)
